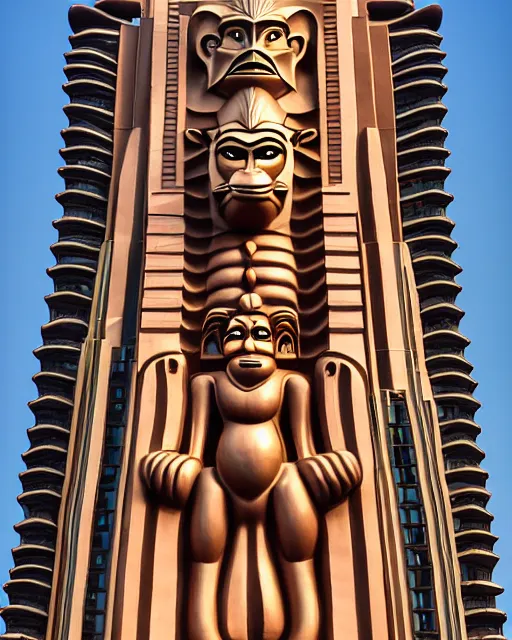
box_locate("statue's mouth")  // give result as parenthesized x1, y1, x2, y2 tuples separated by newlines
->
(227, 52, 278, 78)
(230, 61, 276, 76)
(238, 358, 262, 368)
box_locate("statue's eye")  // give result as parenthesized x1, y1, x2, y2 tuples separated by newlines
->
(252, 327, 271, 341)
(265, 30, 283, 44)
(219, 147, 247, 161)
(225, 328, 245, 343)
(228, 29, 246, 44)
(254, 147, 282, 160)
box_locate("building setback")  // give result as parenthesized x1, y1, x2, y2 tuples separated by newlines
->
(0, 1, 506, 639)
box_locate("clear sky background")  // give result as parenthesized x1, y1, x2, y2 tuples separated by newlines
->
(0, 0, 510, 634)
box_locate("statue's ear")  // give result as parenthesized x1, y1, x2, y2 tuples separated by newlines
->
(291, 128, 318, 148)
(287, 33, 306, 62)
(185, 128, 210, 147)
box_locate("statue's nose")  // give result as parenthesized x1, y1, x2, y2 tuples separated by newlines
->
(243, 337, 256, 352)
(230, 170, 273, 189)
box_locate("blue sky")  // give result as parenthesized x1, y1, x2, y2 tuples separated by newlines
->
(0, 0, 510, 633)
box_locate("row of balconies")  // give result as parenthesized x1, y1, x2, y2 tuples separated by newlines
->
(0, 4, 127, 639)
(388, 9, 506, 638)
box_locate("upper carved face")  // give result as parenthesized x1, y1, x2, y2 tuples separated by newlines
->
(198, 15, 306, 99)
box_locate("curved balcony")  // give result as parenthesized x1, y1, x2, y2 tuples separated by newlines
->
(462, 582, 503, 598)
(394, 62, 447, 85)
(431, 370, 477, 392)
(444, 440, 485, 464)
(9, 563, 53, 585)
(435, 391, 481, 412)
(402, 213, 454, 234)
(26, 425, 70, 451)
(60, 144, 113, 172)
(397, 124, 448, 150)
(439, 418, 481, 439)
(68, 4, 131, 32)
(3, 579, 51, 609)
(407, 234, 457, 257)
(445, 466, 489, 487)
(22, 445, 68, 471)
(0, 604, 47, 639)
(95, 0, 142, 20)
(423, 326, 470, 347)
(63, 61, 117, 87)
(412, 253, 461, 277)
(464, 607, 507, 630)
(452, 504, 494, 525)
(367, 0, 414, 21)
(392, 46, 446, 71)
(426, 352, 472, 373)
(11, 544, 55, 568)
(450, 486, 491, 506)
(69, 28, 120, 56)
(456, 529, 498, 546)
(40, 317, 90, 344)
(61, 125, 113, 152)
(421, 301, 465, 324)
(19, 467, 65, 493)
(459, 549, 500, 570)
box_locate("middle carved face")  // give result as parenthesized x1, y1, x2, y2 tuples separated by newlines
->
(213, 128, 289, 230)
(197, 15, 307, 99)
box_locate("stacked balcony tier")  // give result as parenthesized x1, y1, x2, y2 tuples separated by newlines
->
(0, 4, 133, 639)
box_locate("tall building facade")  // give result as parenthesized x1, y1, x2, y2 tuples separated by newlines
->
(0, 0, 506, 639)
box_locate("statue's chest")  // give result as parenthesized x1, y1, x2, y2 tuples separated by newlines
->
(215, 377, 282, 424)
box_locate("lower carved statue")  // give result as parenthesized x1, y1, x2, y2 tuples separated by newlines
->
(141, 295, 362, 640)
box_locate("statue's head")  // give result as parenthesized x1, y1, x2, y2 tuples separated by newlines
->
(190, 0, 312, 99)
(186, 88, 317, 232)
(201, 294, 299, 381)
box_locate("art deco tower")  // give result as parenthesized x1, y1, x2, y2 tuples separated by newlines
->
(1, 1, 507, 639)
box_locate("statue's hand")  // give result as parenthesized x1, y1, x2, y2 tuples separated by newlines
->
(141, 450, 203, 509)
(296, 450, 362, 510)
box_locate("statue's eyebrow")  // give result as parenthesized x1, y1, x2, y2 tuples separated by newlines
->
(216, 135, 287, 147)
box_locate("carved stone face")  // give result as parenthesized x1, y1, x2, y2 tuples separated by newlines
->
(212, 128, 288, 230)
(197, 14, 307, 99)
(187, 88, 317, 232)
(223, 313, 277, 387)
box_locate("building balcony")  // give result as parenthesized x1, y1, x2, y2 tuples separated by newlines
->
(421, 301, 465, 323)
(452, 504, 494, 525)
(68, 3, 131, 32)
(450, 486, 491, 507)
(445, 466, 488, 487)
(11, 544, 55, 568)
(63, 62, 117, 87)
(462, 581, 504, 597)
(426, 351, 472, 373)
(406, 233, 457, 256)
(397, 124, 448, 149)
(439, 417, 481, 439)
(60, 143, 113, 171)
(443, 439, 485, 463)
(431, 370, 477, 393)
(423, 328, 470, 349)
(458, 549, 500, 570)
(412, 253, 461, 276)
(455, 529, 498, 547)
(60, 125, 113, 152)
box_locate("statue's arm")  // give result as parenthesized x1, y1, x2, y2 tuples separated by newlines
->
(286, 373, 362, 510)
(189, 374, 214, 460)
(285, 373, 317, 460)
(141, 374, 214, 508)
